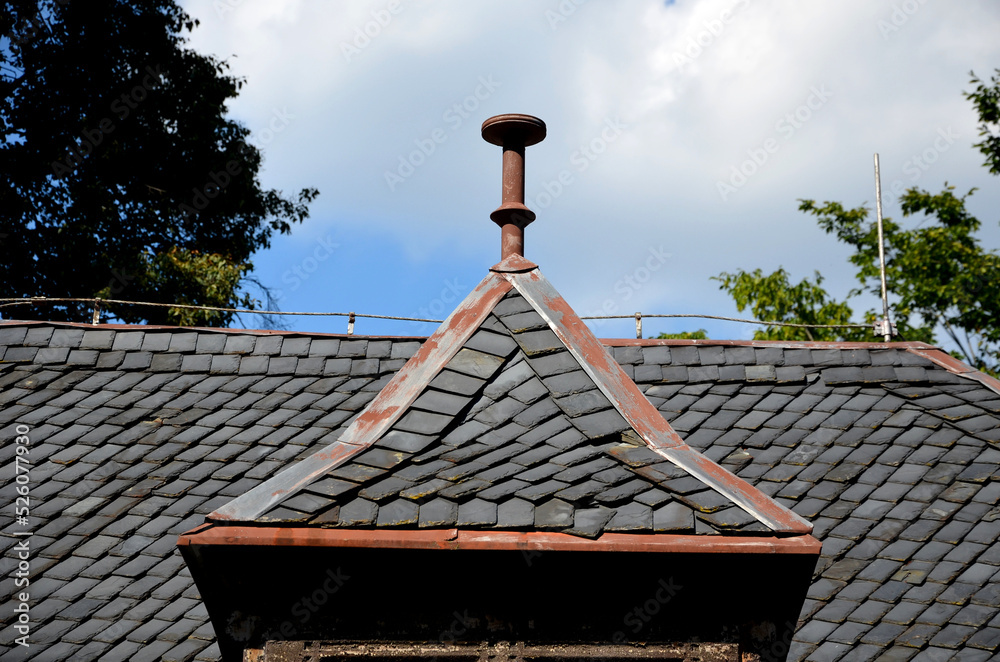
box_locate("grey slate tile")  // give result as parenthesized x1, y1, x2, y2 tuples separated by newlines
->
(337, 498, 378, 525)
(534, 499, 574, 528)
(500, 310, 548, 332)
(376, 499, 418, 526)
(457, 498, 498, 526)
(497, 497, 534, 527)
(447, 348, 505, 379)
(605, 502, 652, 530)
(430, 369, 485, 396)
(526, 351, 580, 377)
(394, 409, 453, 435)
(571, 409, 630, 439)
(464, 329, 518, 357)
(9, 322, 1000, 662)
(418, 498, 458, 527)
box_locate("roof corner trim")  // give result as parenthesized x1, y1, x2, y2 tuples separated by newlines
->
(906, 346, 1000, 396)
(208, 271, 514, 523)
(503, 268, 812, 535)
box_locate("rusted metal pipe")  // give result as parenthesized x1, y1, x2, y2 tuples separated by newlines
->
(482, 114, 546, 260)
(502, 144, 526, 206)
(501, 219, 525, 259)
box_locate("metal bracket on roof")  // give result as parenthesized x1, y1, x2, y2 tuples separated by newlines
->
(635, 312, 642, 339)
(872, 318, 896, 338)
(91, 298, 102, 325)
(347, 312, 355, 335)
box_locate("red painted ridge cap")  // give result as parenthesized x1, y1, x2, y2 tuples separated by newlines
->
(178, 525, 822, 555)
(601, 338, 937, 349)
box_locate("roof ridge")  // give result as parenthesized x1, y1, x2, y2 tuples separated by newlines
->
(210, 266, 811, 536)
(502, 268, 812, 535)
(0, 320, 949, 353)
(209, 272, 514, 521)
(603, 338, 938, 349)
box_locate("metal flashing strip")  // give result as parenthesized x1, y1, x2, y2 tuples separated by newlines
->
(506, 269, 813, 535)
(209, 272, 513, 522)
(490, 253, 539, 273)
(601, 338, 936, 349)
(179, 525, 822, 555)
(906, 346, 1000, 397)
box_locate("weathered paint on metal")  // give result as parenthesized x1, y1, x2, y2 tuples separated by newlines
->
(482, 114, 546, 261)
(490, 253, 538, 273)
(506, 268, 813, 535)
(654, 446, 813, 534)
(481, 114, 547, 148)
(601, 338, 936, 349)
(179, 525, 822, 555)
(505, 269, 686, 448)
(501, 221, 527, 259)
(906, 346, 1000, 396)
(209, 272, 514, 522)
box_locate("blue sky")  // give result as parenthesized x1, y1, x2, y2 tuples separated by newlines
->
(178, 0, 1000, 342)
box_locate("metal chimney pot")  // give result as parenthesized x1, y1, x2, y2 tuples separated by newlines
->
(482, 114, 546, 260)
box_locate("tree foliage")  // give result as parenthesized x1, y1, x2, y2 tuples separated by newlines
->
(701, 69, 1000, 375)
(95, 247, 253, 326)
(713, 268, 868, 342)
(800, 186, 1000, 372)
(0, 0, 318, 326)
(966, 68, 1000, 176)
(655, 329, 709, 340)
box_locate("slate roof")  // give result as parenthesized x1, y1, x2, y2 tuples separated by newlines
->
(212, 268, 807, 538)
(2, 320, 1000, 661)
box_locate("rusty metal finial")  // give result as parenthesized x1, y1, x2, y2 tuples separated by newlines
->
(482, 114, 546, 260)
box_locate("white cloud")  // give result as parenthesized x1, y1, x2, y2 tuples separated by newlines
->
(180, 0, 1000, 340)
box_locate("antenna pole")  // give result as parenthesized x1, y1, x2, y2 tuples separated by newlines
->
(873, 153, 893, 342)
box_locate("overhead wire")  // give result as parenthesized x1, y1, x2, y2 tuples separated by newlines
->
(0, 296, 875, 337)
